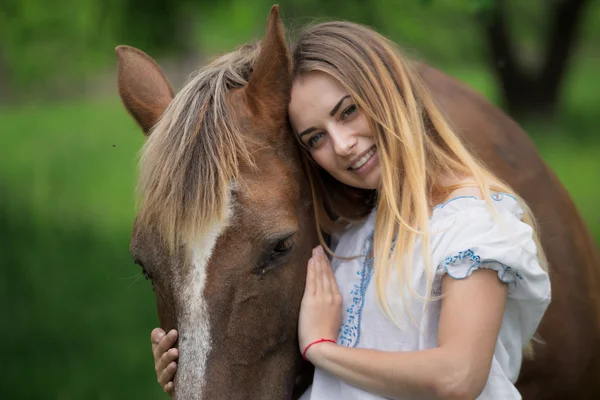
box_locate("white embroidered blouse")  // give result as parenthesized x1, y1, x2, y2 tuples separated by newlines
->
(300, 193, 551, 400)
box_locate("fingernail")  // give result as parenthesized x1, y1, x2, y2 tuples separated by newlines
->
(315, 246, 324, 255)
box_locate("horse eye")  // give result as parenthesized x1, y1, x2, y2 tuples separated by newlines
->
(273, 236, 294, 254)
(254, 234, 296, 277)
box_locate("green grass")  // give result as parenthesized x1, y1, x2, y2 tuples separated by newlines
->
(0, 89, 598, 398)
(0, 99, 164, 399)
(0, 99, 144, 233)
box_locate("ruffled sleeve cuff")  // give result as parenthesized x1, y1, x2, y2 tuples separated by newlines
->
(431, 194, 550, 303)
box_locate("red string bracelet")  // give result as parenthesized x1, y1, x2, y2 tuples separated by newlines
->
(302, 338, 336, 361)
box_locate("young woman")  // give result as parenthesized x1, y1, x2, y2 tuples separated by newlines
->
(151, 21, 551, 399)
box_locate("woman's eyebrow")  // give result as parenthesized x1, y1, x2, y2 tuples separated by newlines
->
(329, 95, 351, 116)
(297, 94, 351, 139)
(299, 127, 317, 138)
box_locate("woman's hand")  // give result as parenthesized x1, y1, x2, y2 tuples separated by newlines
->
(151, 328, 179, 395)
(298, 246, 343, 362)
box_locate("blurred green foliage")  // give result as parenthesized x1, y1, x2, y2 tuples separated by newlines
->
(0, 0, 598, 398)
(0, 0, 111, 92)
(2, 0, 595, 99)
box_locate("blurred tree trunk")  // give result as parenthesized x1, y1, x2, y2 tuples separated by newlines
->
(482, 0, 590, 120)
(118, 0, 201, 55)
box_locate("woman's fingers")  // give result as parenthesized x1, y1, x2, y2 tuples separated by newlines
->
(324, 253, 340, 296)
(151, 328, 178, 396)
(151, 328, 165, 355)
(314, 246, 336, 295)
(318, 255, 332, 294)
(305, 258, 316, 296)
(164, 382, 174, 395)
(164, 381, 174, 395)
(159, 361, 178, 387)
(154, 329, 178, 361)
(157, 348, 179, 376)
(313, 253, 323, 294)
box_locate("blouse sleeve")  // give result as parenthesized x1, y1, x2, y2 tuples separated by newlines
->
(431, 194, 551, 344)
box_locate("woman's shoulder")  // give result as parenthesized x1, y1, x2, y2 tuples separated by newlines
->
(430, 186, 549, 304)
(428, 183, 535, 279)
(430, 181, 524, 223)
(442, 184, 486, 201)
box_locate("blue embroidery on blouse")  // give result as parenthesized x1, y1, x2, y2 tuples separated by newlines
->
(338, 232, 375, 347)
(433, 192, 518, 211)
(440, 249, 524, 284)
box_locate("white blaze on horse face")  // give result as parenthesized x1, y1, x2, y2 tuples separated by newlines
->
(176, 192, 232, 398)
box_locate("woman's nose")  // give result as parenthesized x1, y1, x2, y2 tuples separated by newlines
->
(330, 127, 357, 156)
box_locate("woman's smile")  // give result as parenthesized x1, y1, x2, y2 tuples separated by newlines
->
(348, 146, 377, 174)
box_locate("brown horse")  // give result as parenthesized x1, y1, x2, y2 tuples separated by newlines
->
(116, 5, 600, 400)
(117, 7, 317, 399)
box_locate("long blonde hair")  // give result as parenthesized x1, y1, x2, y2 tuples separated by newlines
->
(292, 22, 548, 341)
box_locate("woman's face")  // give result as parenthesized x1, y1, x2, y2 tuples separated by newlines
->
(288, 71, 381, 190)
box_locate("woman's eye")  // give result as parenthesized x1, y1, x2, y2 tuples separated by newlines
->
(341, 104, 357, 119)
(308, 132, 324, 148)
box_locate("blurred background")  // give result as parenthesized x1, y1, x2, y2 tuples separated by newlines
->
(0, 0, 598, 398)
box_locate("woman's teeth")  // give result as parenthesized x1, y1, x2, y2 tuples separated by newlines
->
(350, 147, 376, 170)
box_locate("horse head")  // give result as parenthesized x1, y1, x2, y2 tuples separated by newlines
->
(116, 6, 316, 399)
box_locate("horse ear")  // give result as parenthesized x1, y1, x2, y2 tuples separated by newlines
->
(245, 5, 292, 120)
(115, 45, 174, 135)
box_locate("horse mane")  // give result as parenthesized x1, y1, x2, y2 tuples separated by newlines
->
(137, 42, 261, 251)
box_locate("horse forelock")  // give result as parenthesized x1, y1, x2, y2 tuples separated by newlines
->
(136, 43, 262, 253)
